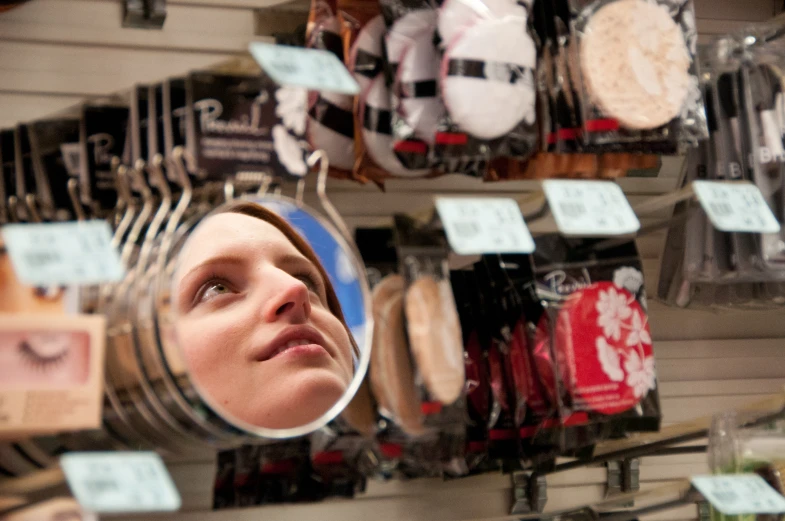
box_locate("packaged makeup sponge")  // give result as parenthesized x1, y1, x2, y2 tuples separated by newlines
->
(570, 0, 706, 149)
(434, 0, 538, 175)
(306, 0, 356, 172)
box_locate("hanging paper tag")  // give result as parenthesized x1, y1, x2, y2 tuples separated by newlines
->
(436, 197, 535, 255)
(692, 474, 785, 515)
(2, 220, 125, 286)
(249, 42, 360, 95)
(61, 452, 181, 513)
(693, 181, 781, 233)
(542, 180, 641, 236)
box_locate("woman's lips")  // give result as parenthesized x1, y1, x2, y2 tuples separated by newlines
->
(269, 341, 329, 360)
(254, 325, 332, 362)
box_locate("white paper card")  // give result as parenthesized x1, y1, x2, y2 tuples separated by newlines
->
(436, 197, 535, 255)
(692, 474, 785, 515)
(249, 42, 360, 95)
(693, 180, 781, 233)
(542, 180, 641, 236)
(2, 220, 125, 286)
(61, 452, 181, 513)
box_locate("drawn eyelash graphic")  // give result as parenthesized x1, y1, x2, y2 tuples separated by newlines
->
(17, 339, 70, 370)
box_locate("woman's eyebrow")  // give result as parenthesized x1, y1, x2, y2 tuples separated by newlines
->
(178, 255, 246, 288)
(278, 253, 320, 275)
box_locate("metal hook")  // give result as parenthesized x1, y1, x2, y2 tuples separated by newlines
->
(7, 196, 21, 223)
(24, 194, 42, 223)
(256, 175, 272, 198)
(67, 179, 86, 221)
(224, 180, 235, 202)
(310, 150, 355, 249)
(171, 147, 193, 194)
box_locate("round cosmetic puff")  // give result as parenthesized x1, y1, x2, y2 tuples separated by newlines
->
(308, 89, 355, 171)
(580, 0, 691, 130)
(371, 275, 425, 435)
(385, 10, 438, 72)
(437, 0, 528, 49)
(554, 282, 655, 416)
(349, 15, 386, 91)
(405, 276, 465, 405)
(359, 77, 430, 177)
(395, 33, 445, 144)
(441, 17, 536, 140)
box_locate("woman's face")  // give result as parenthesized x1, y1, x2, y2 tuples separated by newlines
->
(174, 212, 354, 430)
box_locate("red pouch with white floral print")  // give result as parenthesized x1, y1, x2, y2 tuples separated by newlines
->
(528, 234, 661, 437)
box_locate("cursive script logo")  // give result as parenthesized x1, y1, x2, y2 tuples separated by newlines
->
(543, 269, 591, 295)
(194, 93, 270, 137)
(88, 133, 115, 165)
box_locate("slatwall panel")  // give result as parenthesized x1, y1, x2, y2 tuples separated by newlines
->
(4, 1, 785, 521)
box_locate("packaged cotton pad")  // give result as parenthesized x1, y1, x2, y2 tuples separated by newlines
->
(434, 3, 538, 175)
(570, 0, 706, 150)
(359, 76, 431, 177)
(441, 18, 536, 140)
(395, 32, 445, 145)
(306, 0, 356, 173)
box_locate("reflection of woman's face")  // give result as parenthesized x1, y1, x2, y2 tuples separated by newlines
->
(0, 331, 90, 388)
(174, 213, 354, 429)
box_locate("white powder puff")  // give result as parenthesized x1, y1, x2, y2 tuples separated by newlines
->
(273, 125, 307, 177)
(612, 266, 644, 294)
(441, 18, 536, 139)
(275, 86, 307, 135)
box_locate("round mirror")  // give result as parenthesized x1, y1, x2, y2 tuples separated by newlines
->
(169, 195, 372, 438)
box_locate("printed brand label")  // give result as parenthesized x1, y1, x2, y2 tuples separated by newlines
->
(3, 220, 125, 286)
(693, 180, 781, 233)
(249, 42, 360, 95)
(692, 474, 785, 515)
(61, 452, 181, 513)
(436, 197, 535, 255)
(543, 180, 640, 236)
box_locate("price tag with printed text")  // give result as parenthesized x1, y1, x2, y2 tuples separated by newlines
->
(61, 452, 181, 513)
(543, 180, 641, 236)
(249, 42, 360, 95)
(692, 474, 785, 515)
(436, 197, 535, 255)
(693, 180, 781, 233)
(2, 220, 125, 287)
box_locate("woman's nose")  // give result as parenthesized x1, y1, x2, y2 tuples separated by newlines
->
(261, 272, 312, 323)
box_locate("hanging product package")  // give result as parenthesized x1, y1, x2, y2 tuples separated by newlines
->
(185, 72, 309, 180)
(375, 0, 442, 173)
(27, 118, 83, 222)
(343, 0, 432, 181)
(79, 103, 130, 215)
(434, 0, 538, 175)
(569, 0, 706, 152)
(528, 234, 662, 446)
(307, 0, 357, 175)
(369, 215, 467, 478)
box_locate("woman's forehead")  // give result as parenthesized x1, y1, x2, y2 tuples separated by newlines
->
(180, 212, 306, 271)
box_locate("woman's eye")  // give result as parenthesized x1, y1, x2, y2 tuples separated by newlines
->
(296, 275, 318, 292)
(196, 280, 234, 304)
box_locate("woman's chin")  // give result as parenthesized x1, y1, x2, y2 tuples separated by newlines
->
(237, 367, 349, 430)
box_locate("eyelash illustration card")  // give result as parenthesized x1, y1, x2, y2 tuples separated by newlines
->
(0, 313, 106, 439)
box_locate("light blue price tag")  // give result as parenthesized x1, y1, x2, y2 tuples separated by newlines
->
(692, 474, 785, 516)
(693, 180, 781, 233)
(436, 197, 535, 255)
(2, 220, 125, 286)
(249, 42, 360, 95)
(61, 452, 181, 513)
